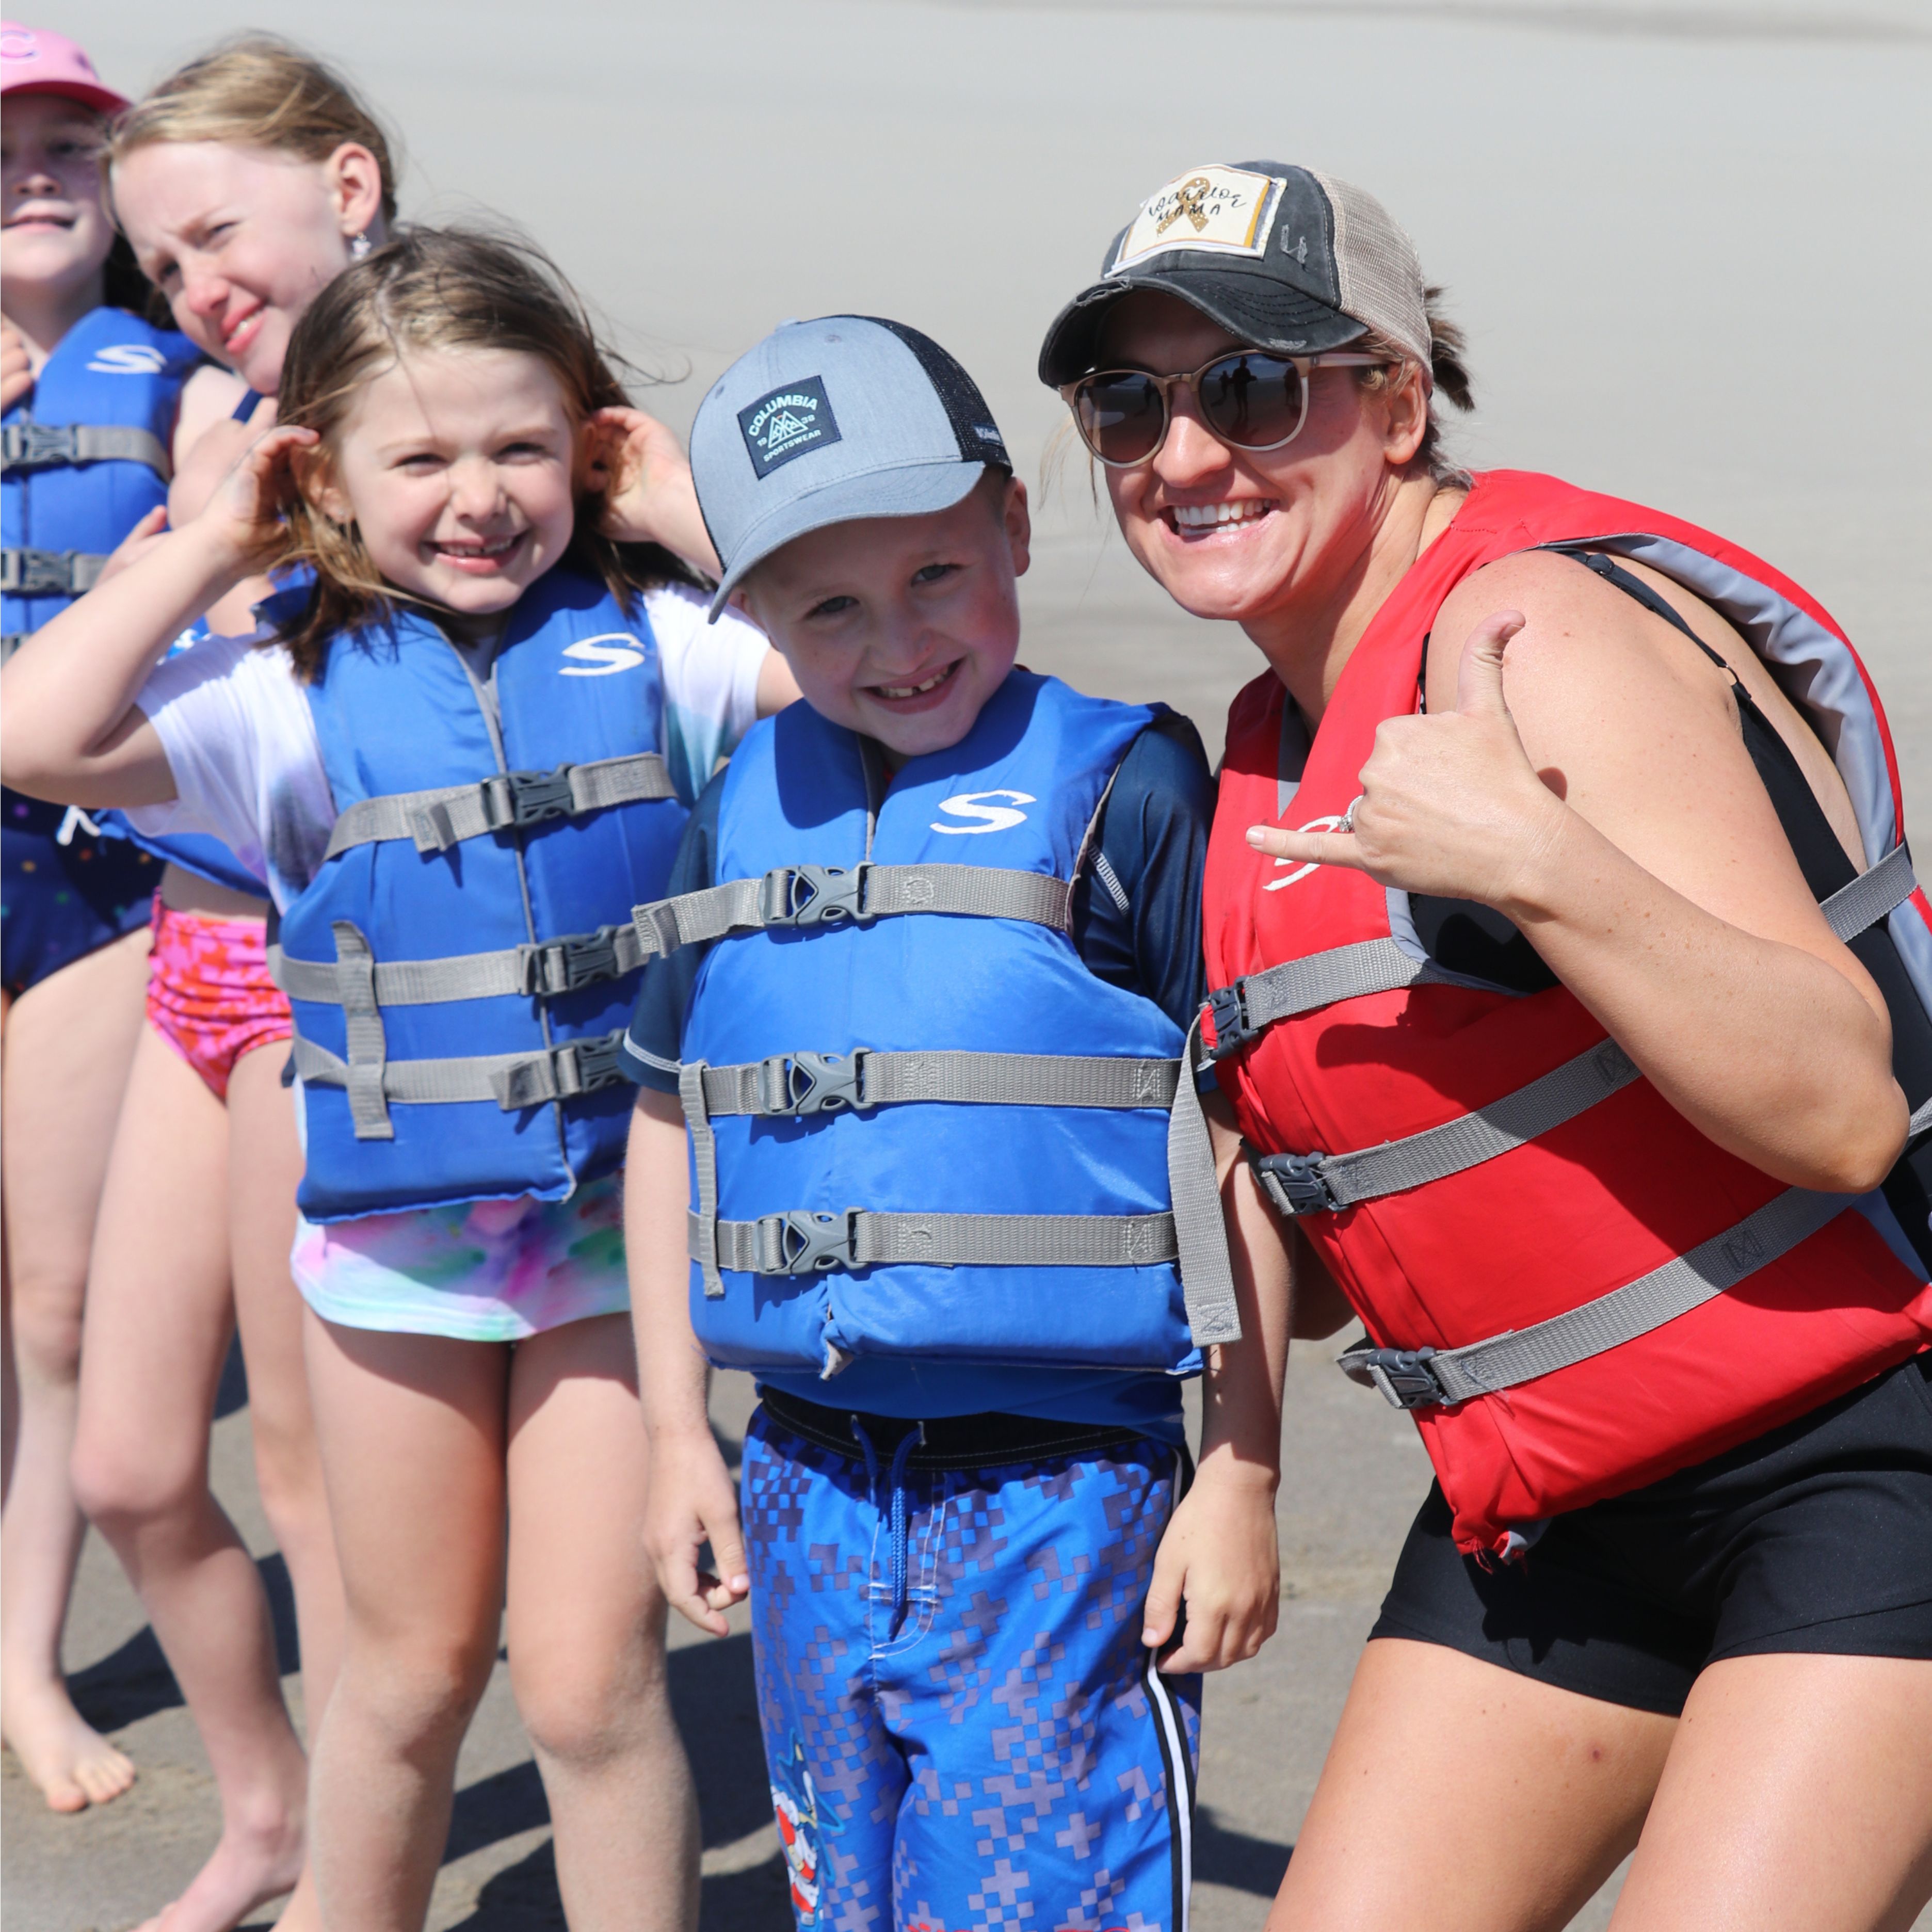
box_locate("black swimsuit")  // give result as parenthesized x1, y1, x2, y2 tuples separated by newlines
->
(1372, 550, 1932, 1715)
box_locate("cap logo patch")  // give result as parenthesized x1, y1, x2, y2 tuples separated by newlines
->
(738, 377, 842, 480)
(1111, 164, 1283, 274)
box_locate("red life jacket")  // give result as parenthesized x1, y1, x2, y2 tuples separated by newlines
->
(1201, 470, 1932, 1559)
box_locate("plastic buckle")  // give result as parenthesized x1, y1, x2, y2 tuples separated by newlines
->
(558, 1033, 625, 1096)
(526, 925, 623, 995)
(761, 1208, 859, 1275)
(763, 1049, 871, 1116)
(485, 765, 577, 831)
(1340, 1345, 1447, 1411)
(1251, 1150, 1339, 1217)
(1203, 980, 1255, 1060)
(1, 423, 77, 471)
(0, 549, 69, 594)
(763, 864, 872, 928)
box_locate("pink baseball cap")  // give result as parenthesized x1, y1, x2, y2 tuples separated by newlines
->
(1, 22, 128, 115)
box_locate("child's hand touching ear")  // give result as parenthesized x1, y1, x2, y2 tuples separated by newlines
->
(192, 423, 317, 578)
(589, 405, 722, 581)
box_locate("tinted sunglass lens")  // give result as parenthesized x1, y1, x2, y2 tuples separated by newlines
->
(1200, 354, 1303, 449)
(1077, 373, 1164, 465)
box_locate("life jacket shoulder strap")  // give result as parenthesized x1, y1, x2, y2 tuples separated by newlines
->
(323, 751, 676, 859)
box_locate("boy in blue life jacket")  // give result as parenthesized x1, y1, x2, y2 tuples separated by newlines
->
(621, 317, 1287, 1929)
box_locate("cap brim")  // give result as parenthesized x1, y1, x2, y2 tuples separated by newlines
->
(3, 76, 129, 114)
(1037, 268, 1364, 387)
(706, 459, 990, 620)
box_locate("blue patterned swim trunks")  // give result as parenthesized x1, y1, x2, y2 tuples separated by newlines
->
(740, 1394, 1201, 1931)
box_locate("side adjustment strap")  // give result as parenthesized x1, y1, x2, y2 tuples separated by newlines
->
(632, 863, 1073, 960)
(1, 422, 171, 477)
(1, 548, 107, 595)
(323, 752, 677, 859)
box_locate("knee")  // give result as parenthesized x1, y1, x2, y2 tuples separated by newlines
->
(5, 1276, 85, 1383)
(69, 1426, 200, 1533)
(509, 1639, 666, 1772)
(338, 1625, 498, 1756)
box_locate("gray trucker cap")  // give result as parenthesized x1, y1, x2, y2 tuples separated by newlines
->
(1038, 162, 1430, 388)
(690, 315, 1011, 618)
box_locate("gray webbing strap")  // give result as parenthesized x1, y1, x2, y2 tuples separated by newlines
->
(328, 922, 393, 1140)
(702, 1208, 1179, 1276)
(323, 752, 676, 860)
(1341, 1098, 1932, 1409)
(1207, 938, 1454, 1058)
(633, 863, 1073, 960)
(1167, 1012, 1242, 1344)
(1821, 842, 1915, 944)
(270, 921, 645, 1007)
(291, 1025, 628, 1119)
(0, 634, 23, 664)
(1, 422, 170, 478)
(680, 1061, 725, 1299)
(1, 547, 107, 595)
(696, 1049, 1181, 1117)
(1256, 1039, 1643, 1217)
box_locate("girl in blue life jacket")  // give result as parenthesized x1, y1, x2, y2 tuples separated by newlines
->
(2, 222, 793, 1932)
(0, 21, 193, 1818)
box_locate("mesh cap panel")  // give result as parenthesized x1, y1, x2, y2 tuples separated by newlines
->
(1311, 171, 1430, 372)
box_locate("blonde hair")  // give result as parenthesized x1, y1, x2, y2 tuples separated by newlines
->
(110, 35, 398, 223)
(271, 225, 691, 677)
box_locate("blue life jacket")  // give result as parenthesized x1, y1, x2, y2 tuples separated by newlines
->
(672, 671, 1214, 1380)
(1, 309, 264, 895)
(276, 569, 690, 1221)
(2, 306, 196, 635)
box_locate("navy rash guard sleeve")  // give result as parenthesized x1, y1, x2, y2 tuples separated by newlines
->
(619, 710, 1215, 1089)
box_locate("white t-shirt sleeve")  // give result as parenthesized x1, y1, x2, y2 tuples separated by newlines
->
(646, 582, 770, 804)
(126, 632, 338, 912)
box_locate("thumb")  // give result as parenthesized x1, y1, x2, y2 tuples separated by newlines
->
(1142, 1534, 1185, 1650)
(703, 1511, 750, 1602)
(1456, 609, 1526, 719)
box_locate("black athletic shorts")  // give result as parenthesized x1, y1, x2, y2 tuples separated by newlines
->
(1369, 1353, 1932, 1716)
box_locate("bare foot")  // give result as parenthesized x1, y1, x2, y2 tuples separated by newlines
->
(0, 1676, 137, 1811)
(129, 1806, 305, 1932)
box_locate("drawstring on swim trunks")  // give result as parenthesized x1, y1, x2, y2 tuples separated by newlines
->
(850, 1415, 926, 1632)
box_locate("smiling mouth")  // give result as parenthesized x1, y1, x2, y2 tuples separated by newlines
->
(870, 661, 958, 701)
(1166, 499, 1278, 534)
(222, 308, 264, 354)
(4, 210, 76, 231)
(429, 533, 526, 568)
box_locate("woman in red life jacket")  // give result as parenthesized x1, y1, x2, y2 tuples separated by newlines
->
(1038, 163, 1932, 1932)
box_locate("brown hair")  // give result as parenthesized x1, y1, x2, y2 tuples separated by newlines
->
(109, 35, 399, 224)
(1353, 285, 1474, 484)
(270, 225, 693, 678)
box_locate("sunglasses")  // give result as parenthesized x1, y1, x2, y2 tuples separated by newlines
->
(1061, 349, 1390, 469)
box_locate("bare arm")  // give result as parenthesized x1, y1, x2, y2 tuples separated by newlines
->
(1251, 555, 1903, 1194)
(1141, 1091, 1288, 1673)
(626, 1086, 748, 1637)
(1, 424, 310, 808)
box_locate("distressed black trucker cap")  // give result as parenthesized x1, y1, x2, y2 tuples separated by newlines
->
(690, 315, 1011, 619)
(1037, 162, 1430, 387)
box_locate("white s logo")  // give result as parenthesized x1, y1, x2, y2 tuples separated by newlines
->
(86, 343, 168, 375)
(560, 633, 647, 676)
(930, 788, 1036, 835)
(1261, 813, 1349, 889)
